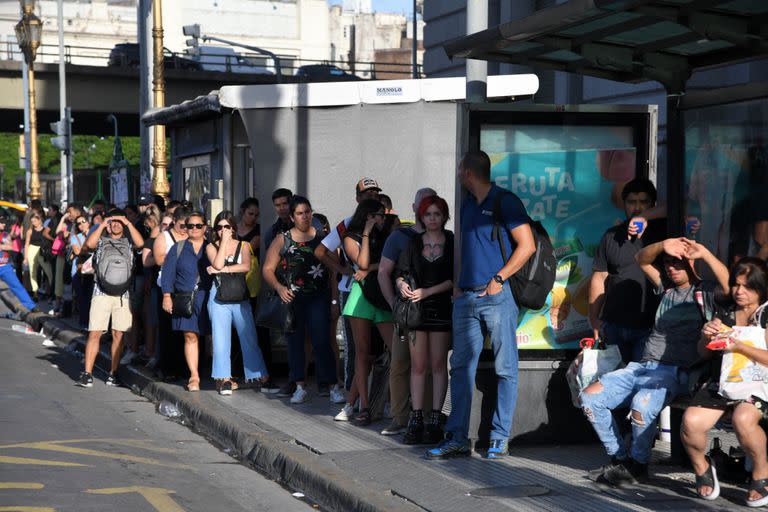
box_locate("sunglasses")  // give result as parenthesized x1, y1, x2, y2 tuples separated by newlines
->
(185, 223, 205, 230)
(214, 225, 233, 231)
(77, 220, 87, 225)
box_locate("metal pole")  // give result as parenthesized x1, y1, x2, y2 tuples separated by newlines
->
(28, 61, 41, 201)
(666, 90, 686, 237)
(139, 0, 153, 196)
(465, 0, 488, 102)
(57, 0, 68, 206)
(22, 59, 31, 195)
(412, 0, 418, 79)
(150, 0, 170, 201)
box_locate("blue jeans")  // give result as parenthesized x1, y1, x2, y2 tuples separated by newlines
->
(579, 361, 686, 464)
(602, 322, 650, 364)
(0, 263, 35, 311)
(286, 292, 336, 385)
(208, 284, 267, 381)
(445, 285, 519, 443)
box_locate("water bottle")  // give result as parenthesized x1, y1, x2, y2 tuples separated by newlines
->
(157, 400, 182, 418)
(11, 324, 33, 334)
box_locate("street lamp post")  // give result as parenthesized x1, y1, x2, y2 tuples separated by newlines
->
(15, 0, 43, 202)
(150, 0, 170, 201)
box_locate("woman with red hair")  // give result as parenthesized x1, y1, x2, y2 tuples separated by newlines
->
(395, 195, 454, 445)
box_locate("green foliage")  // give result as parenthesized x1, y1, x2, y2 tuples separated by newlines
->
(0, 132, 141, 197)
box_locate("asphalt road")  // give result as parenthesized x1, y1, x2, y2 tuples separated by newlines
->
(0, 317, 313, 512)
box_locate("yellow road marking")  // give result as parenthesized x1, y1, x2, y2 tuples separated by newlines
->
(0, 508, 56, 511)
(0, 456, 86, 467)
(0, 442, 187, 469)
(0, 439, 179, 454)
(85, 487, 184, 512)
(0, 484, 44, 490)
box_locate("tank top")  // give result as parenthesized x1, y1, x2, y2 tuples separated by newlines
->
(29, 228, 44, 247)
(155, 230, 179, 287)
(280, 230, 328, 296)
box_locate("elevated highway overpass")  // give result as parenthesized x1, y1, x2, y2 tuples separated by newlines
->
(0, 60, 283, 136)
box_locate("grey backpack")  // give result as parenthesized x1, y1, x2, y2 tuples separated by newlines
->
(95, 237, 133, 296)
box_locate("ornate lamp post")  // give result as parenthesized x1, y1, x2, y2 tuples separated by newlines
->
(15, 0, 43, 201)
(150, 0, 170, 201)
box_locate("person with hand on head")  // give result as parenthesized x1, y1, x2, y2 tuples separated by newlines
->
(427, 151, 535, 461)
(161, 212, 211, 392)
(395, 195, 454, 445)
(682, 257, 768, 505)
(262, 197, 336, 404)
(207, 210, 268, 395)
(581, 236, 728, 486)
(76, 209, 144, 388)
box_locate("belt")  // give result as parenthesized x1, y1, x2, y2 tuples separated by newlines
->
(461, 285, 487, 292)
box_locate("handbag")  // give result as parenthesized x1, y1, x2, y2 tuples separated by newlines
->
(565, 338, 624, 407)
(80, 255, 95, 275)
(719, 325, 768, 402)
(361, 272, 390, 311)
(51, 235, 66, 256)
(392, 276, 423, 329)
(256, 291, 295, 335)
(245, 243, 262, 297)
(172, 290, 196, 318)
(213, 242, 249, 303)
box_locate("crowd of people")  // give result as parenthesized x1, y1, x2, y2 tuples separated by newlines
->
(2, 150, 768, 506)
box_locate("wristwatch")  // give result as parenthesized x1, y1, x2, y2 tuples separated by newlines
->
(492, 274, 504, 285)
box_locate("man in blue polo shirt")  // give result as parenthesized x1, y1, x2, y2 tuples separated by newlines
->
(427, 151, 535, 460)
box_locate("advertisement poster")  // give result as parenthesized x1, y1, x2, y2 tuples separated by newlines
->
(485, 144, 636, 349)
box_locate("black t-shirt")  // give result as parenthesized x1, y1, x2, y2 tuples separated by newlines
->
(592, 219, 666, 328)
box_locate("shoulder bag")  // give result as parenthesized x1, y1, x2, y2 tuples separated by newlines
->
(392, 275, 423, 330)
(214, 242, 249, 303)
(256, 280, 295, 335)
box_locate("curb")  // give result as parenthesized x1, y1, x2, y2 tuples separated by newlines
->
(0, 285, 423, 512)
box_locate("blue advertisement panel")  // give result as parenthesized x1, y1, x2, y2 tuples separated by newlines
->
(482, 125, 637, 349)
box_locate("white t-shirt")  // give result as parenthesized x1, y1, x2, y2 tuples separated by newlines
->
(321, 215, 353, 293)
(156, 230, 180, 287)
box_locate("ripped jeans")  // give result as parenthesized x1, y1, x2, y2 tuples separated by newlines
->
(579, 361, 687, 464)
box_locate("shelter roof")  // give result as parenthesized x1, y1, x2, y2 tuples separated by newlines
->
(443, 0, 768, 90)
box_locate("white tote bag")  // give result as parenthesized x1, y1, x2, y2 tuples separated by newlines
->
(719, 325, 768, 402)
(566, 341, 624, 407)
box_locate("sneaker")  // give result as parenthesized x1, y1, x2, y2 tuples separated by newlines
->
(276, 382, 296, 398)
(381, 420, 407, 436)
(603, 458, 648, 487)
(329, 384, 346, 404)
(76, 371, 93, 388)
(260, 379, 280, 394)
(105, 373, 121, 387)
(219, 380, 233, 396)
(41, 338, 56, 348)
(119, 349, 135, 366)
(318, 383, 330, 397)
(425, 438, 471, 460)
(334, 403, 355, 421)
(485, 439, 509, 459)
(290, 385, 308, 404)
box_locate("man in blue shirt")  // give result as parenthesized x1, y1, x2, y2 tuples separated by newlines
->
(427, 151, 535, 460)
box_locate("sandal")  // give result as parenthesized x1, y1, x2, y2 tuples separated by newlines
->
(694, 455, 720, 501)
(747, 478, 768, 508)
(187, 378, 200, 392)
(354, 408, 371, 426)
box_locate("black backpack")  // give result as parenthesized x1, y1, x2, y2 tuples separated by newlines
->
(491, 190, 556, 310)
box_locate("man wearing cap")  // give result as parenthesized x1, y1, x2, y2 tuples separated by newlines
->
(315, 177, 387, 417)
(0, 211, 37, 312)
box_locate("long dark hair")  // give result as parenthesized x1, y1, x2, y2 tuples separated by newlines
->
(211, 210, 237, 244)
(345, 199, 384, 237)
(729, 257, 768, 305)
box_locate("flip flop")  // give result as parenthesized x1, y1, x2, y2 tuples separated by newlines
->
(694, 455, 720, 501)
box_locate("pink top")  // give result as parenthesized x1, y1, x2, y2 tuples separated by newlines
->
(10, 224, 21, 253)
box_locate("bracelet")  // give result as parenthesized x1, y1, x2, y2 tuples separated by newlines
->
(362, 234, 369, 238)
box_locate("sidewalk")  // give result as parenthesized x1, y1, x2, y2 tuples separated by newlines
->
(0, 286, 751, 512)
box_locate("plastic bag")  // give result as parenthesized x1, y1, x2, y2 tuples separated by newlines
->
(566, 338, 624, 407)
(719, 326, 768, 401)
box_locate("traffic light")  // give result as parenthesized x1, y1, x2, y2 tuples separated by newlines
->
(50, 107, 72, 155)
(183, 24, 201, 57)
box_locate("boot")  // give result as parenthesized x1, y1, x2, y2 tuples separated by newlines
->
(423, 410, 445, 445)
(403, 410, 424, 445)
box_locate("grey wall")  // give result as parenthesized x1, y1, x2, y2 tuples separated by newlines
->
(237, 101, 459, 258)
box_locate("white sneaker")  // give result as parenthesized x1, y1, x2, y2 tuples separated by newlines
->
(289, 385, 308, 404)
(334, 403, 354, 421)
(329, 384, 346, 404)
(41, 338, 56, 347)
(119, 349, 135, 366)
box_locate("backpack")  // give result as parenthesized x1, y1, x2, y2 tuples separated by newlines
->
(491, 190, 556, 310)
(95, 237, 134, 296)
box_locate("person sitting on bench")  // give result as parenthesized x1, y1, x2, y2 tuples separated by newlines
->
(682, 257, 768, 506)
(580, 237, 728, 486)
